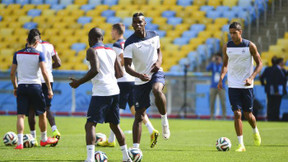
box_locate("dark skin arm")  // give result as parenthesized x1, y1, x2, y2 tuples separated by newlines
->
(119, 53, 124, 66)
(218, 44, 228, 89)
(150, 48, 162, 73)
(69, 48, 99, 88)
(10, 64, 18, 97)
(115, 55, 123, 79)
(52, 54, 61, 68)
(124, 58, 150, 81)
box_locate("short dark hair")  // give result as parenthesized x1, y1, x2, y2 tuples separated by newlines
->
(133, 12, 144, 18)
(271, 56, 278, 66)
(229, 22, 242, 31)
(276, 57, 284, 65)
(27, 29, 40, 45)
(112, 23, 125, 35)
(88, 27, 103, 41)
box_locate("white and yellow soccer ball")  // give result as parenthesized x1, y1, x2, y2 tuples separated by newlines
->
(95, 133, 107, 145)
(216, 137, 232, 151)
(94, 151, 108, 162)
(3, 132, 18, 146)
(128, 148, 143, 162)
(23, 134, 36, 148)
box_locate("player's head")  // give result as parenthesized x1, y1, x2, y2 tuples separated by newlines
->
(132, 12, 146, 33)
(214, 53, 222, 64)
(276, 57, 284, 67)
(88, 27, 103, 47)
(271, 56, 278, 66)
(112, 23, 125, 40)
(229, 22, 242, 43)
(27, 29, 40, 47)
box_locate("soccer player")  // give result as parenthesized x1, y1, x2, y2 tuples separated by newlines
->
(11, 30, 58, 149)
(27, 29, 62, 146)
(98, 23, 159, 148)
(124, 12, 170, 149)
(69, 28, 132, 162)
(218, 22, 262, 152)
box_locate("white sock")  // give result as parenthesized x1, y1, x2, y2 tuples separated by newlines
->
(145, 120, 155, 134)
(133, 143, 140, 148)
(41, 131, 48, 142)
(237, 135, 244, 146)
(18, 134, 23, 145)
(120, 145, 129, 161)
(108, 129, 115, 143)
(51, 125, 57, 132)
(30, 130, 36, 139)
(161, 114, 169, 127)
(253, 127, 259, 134)
(86, 145, 95, 162)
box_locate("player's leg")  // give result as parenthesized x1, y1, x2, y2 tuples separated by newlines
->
(15, 114, 25, 149)
(209, 88, 217, 120)
(218, 88, 227, 119)
(152, 82, 170, 140)
(85, 121, 97, 162)
(28, 108, 36, 138)
(133, 107, 146, 148)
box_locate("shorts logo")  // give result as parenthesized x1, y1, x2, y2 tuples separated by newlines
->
(87, 116, 91, 119)
(135, 102, 139, 107)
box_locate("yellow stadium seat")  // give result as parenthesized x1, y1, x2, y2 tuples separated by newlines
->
(214, 18, 229, 26)
(59, 29, 75, 37)
(71, 10, 85, 17)
(123, 5, 139, 11)
(148, 0, 161, 5)
(64, 36, 80, 44)
(66, 57, 83, 64)
(191, 11, 206, 18)
(175, 24, 190, 33)
(42, 9, 56, 16)
(198, 31, 213, 40)
(199, 18, 214, 25)
(0, 22, 9, 28)
(139, 5, 154, 12)
(95, 5, 110, 12)
(193, 0, 207, 6)
(277, 39, 288, 50)
(22, 4, 36, 11)
(159, 24, 174, 31)
(189, 37, 205, 46)
(83, 23, 97, 30)
(119, 0, 133, 5)
(7, 4, 21, 10)
(86, 10, 102, 17)
(18, 16, 33, 24)
(133, 0, 146, 5)
(160, 37, 173, 45)
(181, 44, 198, 52)
(110, 5, 125, 11)
(269, 45, 284, 55)
(223, 0, 238, 7)
(36, 4, 50, 10)
(13, 10, 27, 16)
(57, 10, 71, 17)
(184, 5, 200, 14)
(0, 4, 6, 9)
(58, 63, 74, 70)
(155, 5, 170, 13)
(208, 0, 222, 7)
(0, 48, 14, 56)
(213, 31, 228, 43)
(33, 16, 48, 24)
(66, 5, 81, 10)
(284, 32, 288, 39)
(77, 50, 87, 57)
(206, 24, 222, 31)
(153, 17, 167, 25)
(61, 49, 77, 57)
(8, 22, 22, 28)
(74, 63, 88, 70)
(166, 30, 182, 39)
(14, 28, 29, 36)
(0, 43, 9, 49)
(68, 23, 82, 29)
(79, 36, 88, 44)
(4, 36, 18, 43)
(49, 37, 65, 45)
(0, 9, 11, 17)
(9, 43, 24, 51)
(183, 17, 198, 25)
(91, 17, 106, 24)
(116, 10, 131, 19)
(145, 10, 162, 17)
(62, 17, 77, 24)
(169, 5, 183, 12)
(18, 35, 28, 44)
(74, 0, 88, 5)
(164, 44, 179, 52)
(0, 28, 14, 37)
(52, 23, 68, 29)
(0, 63, 11, 71)
(3, 16, 18, 22)
(176, 10, 190, 18)
(163, 0, 177, 6)
(38, 23, 53, 29)
(231, 18, 245, 27)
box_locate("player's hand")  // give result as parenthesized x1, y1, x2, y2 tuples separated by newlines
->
(47, 89, 53, 99)
(13, 88, 17, 97)
(217, 82, 222, 90)
(139, 74, 150, 81)
(150, 61, 161, 73)
(244, 78, 252, 86)
(69, 77, 80, 88)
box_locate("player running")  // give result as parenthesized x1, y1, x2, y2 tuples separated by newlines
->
(218, 22, 262, 152)
(97, 23, 159, 148)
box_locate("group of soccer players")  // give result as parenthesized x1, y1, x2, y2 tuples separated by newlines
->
(11, 11, 263, 161)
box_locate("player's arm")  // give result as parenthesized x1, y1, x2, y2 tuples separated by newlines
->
(69, 48, 99, 88)
(218, 44, 228, 89)
(150, 48, 162, 73)
(40, 61, 53, 99)
(119, 53, 124, 66)
(10, 64, 18, 97)
(245, 42, 263, 86)
(124, 58, 149, 81)
(115, 56, 123, 79)
(52, 54, 61, 68)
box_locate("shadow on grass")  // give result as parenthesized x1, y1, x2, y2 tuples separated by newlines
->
(260, 145, 288, 148)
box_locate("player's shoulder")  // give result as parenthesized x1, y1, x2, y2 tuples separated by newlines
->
(124, 33, 138, 48)
(146, 30, 159, 38)
(113, 39, 125, 49)
(39, 40, 55, 48)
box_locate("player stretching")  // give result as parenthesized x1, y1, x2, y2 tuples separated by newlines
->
(27, 29, 61, 146)
(124, 13, 170, 149)
(98, 23, 159, 148)
(218, 22, 262, 152)
(11, 30, 58, 149)
(69, 28, 132, 162)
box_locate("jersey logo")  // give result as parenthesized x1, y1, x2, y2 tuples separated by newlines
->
(242, 49, 245, 54)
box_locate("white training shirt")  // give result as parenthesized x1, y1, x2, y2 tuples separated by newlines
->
(113, 38, 135, 82)
(89, 43, 120, 96)
(123, 31, 163, 85)
(36, 40, 57, 83)
(226, 39, 254, 89)
(13, 47, 45, 85)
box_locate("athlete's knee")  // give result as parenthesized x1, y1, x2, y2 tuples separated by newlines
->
(152, 87, 163, 97)
(234, 110, 242, 119)
(85, 121, 96, 131)
(135, 110, 145, 122)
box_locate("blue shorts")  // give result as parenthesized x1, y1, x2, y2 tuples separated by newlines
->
(134, 71, 165, 111)
(228, 88, 254, 112)
(42, 83, 53, 107)
(118, 82, 135, 109)
(17, 84, 46, 115)
(87, 95, 120, 125)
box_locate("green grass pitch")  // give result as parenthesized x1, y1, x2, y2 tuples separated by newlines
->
(0, 116, 288, 161)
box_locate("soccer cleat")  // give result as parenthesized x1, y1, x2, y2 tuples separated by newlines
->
(97, 140, 116, 147)
(40, 137, 58, 147)
(15, 144, 23, 149)
(253, 133, 261, 146)
(150, 129, 159, 148)
(123, 158, 133, 162)
(235, 144, 246, 152)
(162, 125, 170, 140)
(52, 129, 61, 140)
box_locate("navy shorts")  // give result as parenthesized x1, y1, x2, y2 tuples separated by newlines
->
(17, 84, 46, 115)
(118, 82, 135, 109)
(134, 71, 165, 111)
(42, 83, 53, 107)
(228, 88, 254, 112)
(87, 95, 120, 125)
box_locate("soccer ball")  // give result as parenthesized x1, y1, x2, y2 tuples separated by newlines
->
(94, 151, 108, 162)
(95, 133, 107, 145)
(3, 132, 18, 146)
(216, 137, 232, 151)
(128, 148, 143, 162)
(23, 134, 36, 148)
